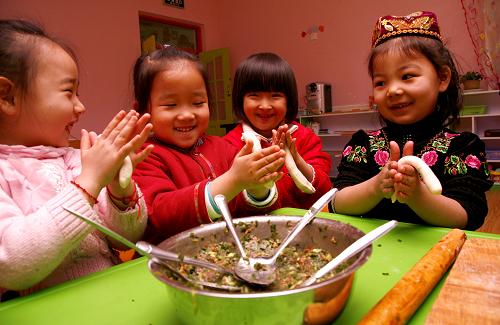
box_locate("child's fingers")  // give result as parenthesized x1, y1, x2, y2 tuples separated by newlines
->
(107, 111, 137, 144)
(100, 110, 137, 147)
(399, 164, 416, 176)
(131, 144, 154, 167)
(134, 113, 151, 134)
(389, 141, 400, 161)
(100, 110, 127, 138)
(255, 147, 285, 169)
(255, 157, 285, 180)
(235, 139, 254, 158)
(79, 129, 90, 150)
(126, 123, 153, 154)
(289, 138, 298, 157)
(285, 131, 294, 147)
(272, 129, 278, 144)
(88, 131, 98, 145)
(258, 171, 283, 185)
(402, 141, 414, 157)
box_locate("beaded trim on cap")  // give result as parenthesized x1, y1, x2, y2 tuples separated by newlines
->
(371, 11, 443, 48)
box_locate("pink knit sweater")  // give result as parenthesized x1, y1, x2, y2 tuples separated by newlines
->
(0, 144, 147, 295)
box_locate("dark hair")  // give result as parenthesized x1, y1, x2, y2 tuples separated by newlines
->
(0, 19, 77, 100)
(232, 52, 299, 124)
(368, 36, 462, 127)
(133, 45, 208, 115)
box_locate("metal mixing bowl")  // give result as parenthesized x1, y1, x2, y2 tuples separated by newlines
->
(147, 215, 371, 325)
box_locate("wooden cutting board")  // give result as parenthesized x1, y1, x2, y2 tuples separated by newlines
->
(425, 237, 500, 324)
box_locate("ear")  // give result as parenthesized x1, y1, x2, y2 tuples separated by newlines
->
(0, 76, 17, 115)
(438, 66, 452, 92)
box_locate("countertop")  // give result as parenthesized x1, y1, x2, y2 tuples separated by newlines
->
(1, 208, 498, 324)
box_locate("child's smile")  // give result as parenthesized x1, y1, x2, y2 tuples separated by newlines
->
(243, 91, 287, 137)
(7, 40, 85, 147)
(148, 60, 209, 149)
(372, 51, 448, 125)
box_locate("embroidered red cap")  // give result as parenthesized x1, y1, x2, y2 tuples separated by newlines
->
(371, 11, 443, 48)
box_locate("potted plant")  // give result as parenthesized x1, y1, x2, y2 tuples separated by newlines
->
(460, 71, 483, 90)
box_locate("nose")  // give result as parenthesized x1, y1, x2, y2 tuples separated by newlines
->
(257, 97, 272, 109)
(386, 83, 403, 97)
(177, 107, 196, 120)
(74, 97, 86, 114)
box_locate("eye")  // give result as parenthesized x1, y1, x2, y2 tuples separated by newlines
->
(402, 74, 414, 80)
(246, 92, 258, 98)
(193, 101, 207, 107)
(373, 80, 385, 87)
(271, 93, 285, 98)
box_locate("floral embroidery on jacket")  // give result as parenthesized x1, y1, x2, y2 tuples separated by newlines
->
(374, 150, 389, 166)
(368, 130, 389, 168)
(465, 154, 481, 169)
(368, 130, 386, 152)
(428, 132, 459, 153)
(444, 155, 468, 175)
(344, 129, 489, 179)
(343, 145, 367, 163)
(421, 150, 438, 166)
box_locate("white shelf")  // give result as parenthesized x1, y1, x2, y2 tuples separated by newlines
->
(300, 109, 377, 118)
(460, 113, 500, 118)
(463, 89, 499, 96)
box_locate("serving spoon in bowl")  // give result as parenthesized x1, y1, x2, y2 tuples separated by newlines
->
(62, 206, 241, 291)
(300, 220, 398, 287)
(214, 187, 338, 286)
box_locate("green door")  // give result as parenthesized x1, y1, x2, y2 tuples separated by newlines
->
(199, 48, 234, 136)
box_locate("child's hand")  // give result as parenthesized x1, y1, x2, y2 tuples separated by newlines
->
(76, 110, 153, 199)
(271, 124, 288, 148)
(283, 128, 315, 181)
(105, 112, 154, 196)
(231, 140, 285, 192)
(377, 141, 400, 200)
(392, 141, 424, 203)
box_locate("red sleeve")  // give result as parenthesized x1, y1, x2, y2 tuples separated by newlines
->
(132, 144, 212, 242)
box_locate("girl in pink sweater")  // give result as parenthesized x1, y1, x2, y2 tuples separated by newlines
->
(0, 20, 153, 298)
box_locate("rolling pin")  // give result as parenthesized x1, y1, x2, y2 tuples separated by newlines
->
(358, 228, 466, 325)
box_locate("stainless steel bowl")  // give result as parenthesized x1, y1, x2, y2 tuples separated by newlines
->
(148, 216, 371, 325)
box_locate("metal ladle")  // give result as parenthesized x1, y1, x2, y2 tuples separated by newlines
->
(300, 220, 398, 287)
(214, 187, 338, 286)
(63, 206, 240, 291)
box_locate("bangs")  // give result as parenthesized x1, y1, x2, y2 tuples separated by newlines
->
(238, 61, 290, 94)
(232, 52, 298, 123)
(369, 37, 441, 76)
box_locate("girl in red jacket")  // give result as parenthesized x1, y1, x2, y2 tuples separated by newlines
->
(132, 46, 286, 242)
(224, 52, 332, 210)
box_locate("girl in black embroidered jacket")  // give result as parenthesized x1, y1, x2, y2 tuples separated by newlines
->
(330, 11, 492, 230)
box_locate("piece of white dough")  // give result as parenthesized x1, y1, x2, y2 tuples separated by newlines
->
(391, 155, 442, 203)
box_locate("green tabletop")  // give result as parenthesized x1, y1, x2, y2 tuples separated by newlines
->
(1, 208, 499, 325)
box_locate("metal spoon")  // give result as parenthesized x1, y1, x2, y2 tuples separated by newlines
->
(215, 187, 338, 286)
(62, 206, 240, 291)
(300, 220, 398, 287)
(149, 257, 242, 292)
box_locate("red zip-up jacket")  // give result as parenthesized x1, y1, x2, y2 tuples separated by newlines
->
(133, 135, 280, 242)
